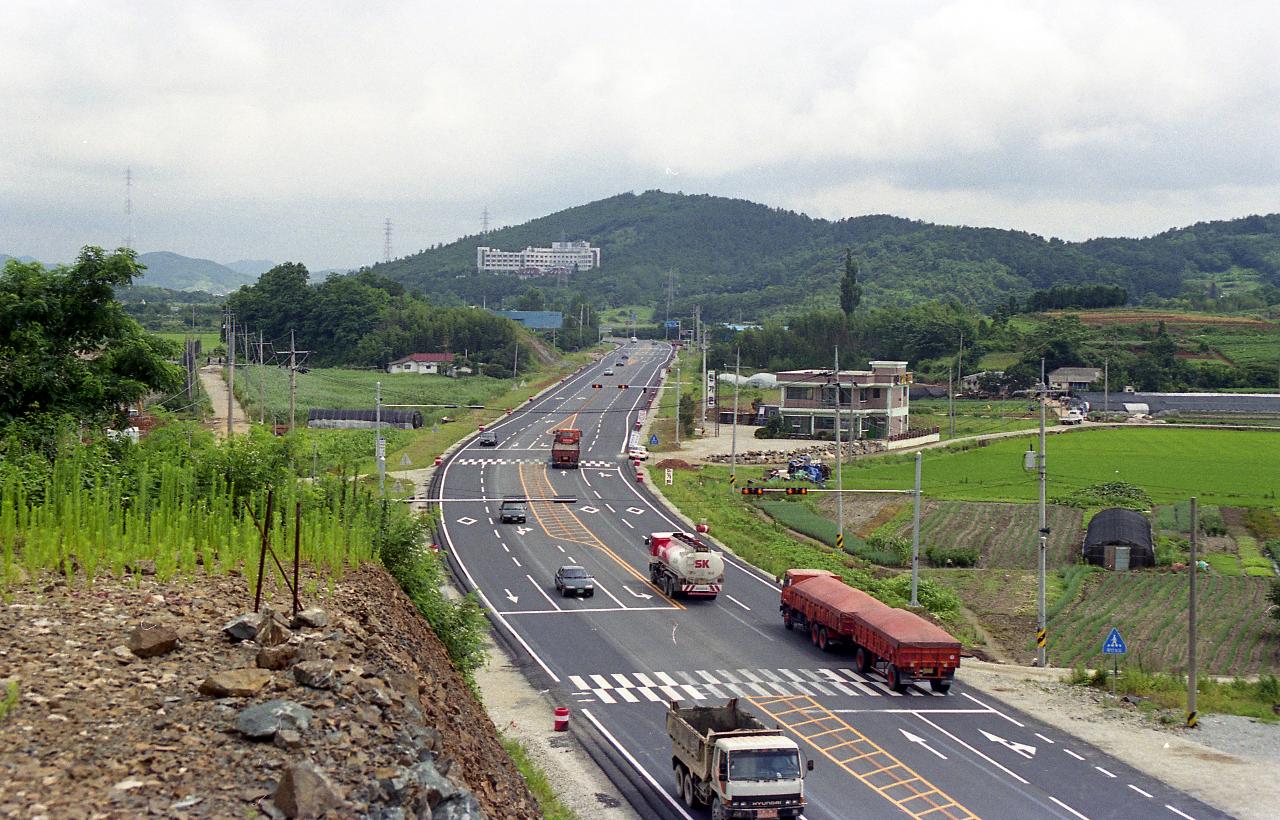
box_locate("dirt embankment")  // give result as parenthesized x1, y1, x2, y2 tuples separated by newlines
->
(0, 564, 538, 818)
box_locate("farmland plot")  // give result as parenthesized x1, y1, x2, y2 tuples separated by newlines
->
(1048, 572, 1279, 676)
(896, 501, 1082, 569)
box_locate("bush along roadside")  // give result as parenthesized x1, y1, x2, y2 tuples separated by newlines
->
(1070, 667, 1280, 724)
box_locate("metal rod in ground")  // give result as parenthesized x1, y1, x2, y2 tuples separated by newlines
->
(911, 451, 922, 607)
(834, 347, 843, 547)
(1188, 496, 1199, 728)
(253, 490, 274, 613)
(730, 348, 740, 490)
(376, 380, 385, 497)
(293, 501, 302, 618)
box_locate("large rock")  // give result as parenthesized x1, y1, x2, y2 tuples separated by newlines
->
(257, 607, 293, 648)
(432, 793, 484, 820)
(128, 623, 179, 658)
(401, 759, 456, 812)
(291, 607, 329, 629)
(222, 613, 261, 643)
(257, 644, 298, 671)
(198, 668, 274, 697)
(271, 761, 342, 818)
(236, 699, 313, 739)
(292, 659, 335, 690)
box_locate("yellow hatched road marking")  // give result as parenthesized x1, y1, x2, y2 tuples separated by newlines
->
(748, 696, 979, 820)
(545, 412, 579, 435)
(517, 463, 683, 609)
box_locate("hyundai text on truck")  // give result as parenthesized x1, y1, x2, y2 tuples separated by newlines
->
(668, 698, 811, 819)
(779, 569, 961, 692)
(551, 428, 581, 468)
(644, 531, 724, 599)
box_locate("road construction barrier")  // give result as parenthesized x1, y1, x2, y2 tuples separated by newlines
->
(434, 456, 443, 467)
(553, 706, 570, 731)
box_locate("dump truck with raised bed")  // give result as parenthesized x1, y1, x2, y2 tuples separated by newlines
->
(644, 531, 724, 599)
(779, 569, 961, 692)
(667, 698, 810, 819)
(551, 428, 581, 468)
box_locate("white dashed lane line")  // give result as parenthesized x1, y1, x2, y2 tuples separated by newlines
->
(1064, 749, 1085, 761)
(620, 519, 634, 529)
(1129, 785, 1152, 799)
(1095, 766, 1116, 778)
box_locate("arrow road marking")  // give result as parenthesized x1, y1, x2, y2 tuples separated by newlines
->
(598, 472, 612, 478)
(504, 589, 519, 604)
(899, 728, 947, 760)
(980, 729, 1036, 759)
(623, 585, 653, 600)
(516, 525, 532, 535)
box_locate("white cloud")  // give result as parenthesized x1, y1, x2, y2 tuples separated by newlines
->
(0, 1, 1277, 266)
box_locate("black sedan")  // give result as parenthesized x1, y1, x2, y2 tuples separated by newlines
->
(554, 565, 595, 597)
(478, 432, 498, 447)
(499, 500, 527, 524)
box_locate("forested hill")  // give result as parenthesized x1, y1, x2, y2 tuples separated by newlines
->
(369, 191, 1280, 321)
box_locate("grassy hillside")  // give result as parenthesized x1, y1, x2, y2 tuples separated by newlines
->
(369, 191, 1280, 321)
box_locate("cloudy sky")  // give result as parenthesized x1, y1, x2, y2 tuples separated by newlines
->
(2, 1, 1277, 269)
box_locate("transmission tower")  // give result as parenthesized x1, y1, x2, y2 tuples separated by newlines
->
(482, 206, 490, 235)
(124, 167, 134, 250)
(383, 218, 392, 263)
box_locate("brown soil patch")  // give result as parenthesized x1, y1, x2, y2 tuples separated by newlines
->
(654, 458, 695, 470)
(1045, 310, 1272, 329)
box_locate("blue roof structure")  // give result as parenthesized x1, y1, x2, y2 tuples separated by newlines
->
(492, 310, 564, 330)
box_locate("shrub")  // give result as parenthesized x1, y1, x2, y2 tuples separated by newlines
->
(1053, 482, 1152, 511)
(865, 533, 912, 565)
(0, 680, 18, 723)
(1155, 535, 1189, 567)
(1243, 508, 1280, 541)
(925, 543, 979, 567)
(881, 575, 961, 621)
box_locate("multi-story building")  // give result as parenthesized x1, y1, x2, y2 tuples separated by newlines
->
(773, 361, 912, 439)
(476, 241, 600, 275)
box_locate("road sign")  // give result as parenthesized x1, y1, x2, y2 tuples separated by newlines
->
(664, 468, 673, 486)
(399, 453, 412, 466)
(664, 320, 680, 329)
(649, 434, 659, 446)
(1103, 627, 1127, 654)
(375, 438, 386, 459)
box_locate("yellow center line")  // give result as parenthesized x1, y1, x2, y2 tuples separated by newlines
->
(517, 463, 684, 610)
(748, 696, 978, 820)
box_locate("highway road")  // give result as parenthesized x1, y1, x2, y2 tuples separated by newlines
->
(432, 342, 1225, 820)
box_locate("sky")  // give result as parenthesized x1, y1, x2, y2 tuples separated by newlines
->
(2, 1, 1278, 270)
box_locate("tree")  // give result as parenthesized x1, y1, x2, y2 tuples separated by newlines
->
(679, 392, 696, 437)
(0, 248, 183, 421)
(839, 249, 861, 316)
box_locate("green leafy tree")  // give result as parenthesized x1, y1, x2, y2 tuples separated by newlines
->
(0, 248, 182, 422)
(839, 249, 862, 316)
(679, 392, 696, 437)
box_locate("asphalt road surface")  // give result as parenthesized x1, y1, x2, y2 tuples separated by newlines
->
(434, 342, 1225, 820)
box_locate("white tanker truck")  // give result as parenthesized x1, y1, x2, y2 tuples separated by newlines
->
(644, 531, 725, 599)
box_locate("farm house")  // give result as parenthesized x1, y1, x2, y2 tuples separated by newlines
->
(1082, 508, 1155, 569)
(306, 409, 424, 430)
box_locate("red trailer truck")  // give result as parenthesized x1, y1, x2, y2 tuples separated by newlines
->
(551, 428, 581, 468)
(779, 569, 961, 693)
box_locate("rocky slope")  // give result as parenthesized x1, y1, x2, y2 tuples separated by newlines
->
(0, 563, 539, 819)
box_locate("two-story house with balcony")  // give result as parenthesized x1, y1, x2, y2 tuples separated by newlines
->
(773, 361, 912, 439)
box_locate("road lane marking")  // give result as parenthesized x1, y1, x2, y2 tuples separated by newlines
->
(1095, 766, 1116, 778)
(724, 594, 751, 610)
(501, 606, 673, 615)
(962, 691, 1024, 726)
(1166, 805, 1197, 820)
(511, 557, 521, 567)
(526, 574, 560, 609)
(1064, 748, 1085, 761)
(597, 581, 627, 609)
(750, 695, 977, 819)
(1035, 732, 1055, 744)
(913, 714, 1029, 785)
(604, 503, 616, 512)
(593, 490, 602, 498)
(1048, 795, 1090, 820)
(1129, 784, 1153, 798)
(620, 518, 634, 529)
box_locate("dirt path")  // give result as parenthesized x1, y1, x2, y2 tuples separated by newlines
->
(198, 364, 250, 438)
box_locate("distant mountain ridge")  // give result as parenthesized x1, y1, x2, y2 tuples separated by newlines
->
(134, 252, 256, 293)
(367, 191, 1280, 320)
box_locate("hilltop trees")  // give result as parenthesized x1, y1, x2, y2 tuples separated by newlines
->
(0, 248, 182, 422)
(839, 249, 862, 316)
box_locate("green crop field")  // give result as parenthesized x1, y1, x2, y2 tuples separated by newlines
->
(836, 427, 1280, 507)
(910, 398, 1041, 440)
(897, 501, 1083, 569)
(1048, 572, 1279, 677)
(155, 330, 222, 351)
(231, 366, 511, 427)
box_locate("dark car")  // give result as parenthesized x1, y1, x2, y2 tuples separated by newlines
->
(498, 500, 527, 524)
(554, 565, 595, 597)
(478, 432, 498, 447)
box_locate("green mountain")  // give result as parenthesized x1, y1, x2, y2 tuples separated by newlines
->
(368, 191, 1280, 321)
(134, 252, 256, 293)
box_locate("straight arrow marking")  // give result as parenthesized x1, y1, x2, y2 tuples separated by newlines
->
(899, 728, 948, 760)
(504, 589, 519, 604)
(980, 729, 1036, 759)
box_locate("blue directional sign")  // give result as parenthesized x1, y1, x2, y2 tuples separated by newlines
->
(649, 434, 660, 446)
(664, 320, 681, 329)
(1102, 627, 1127, 655)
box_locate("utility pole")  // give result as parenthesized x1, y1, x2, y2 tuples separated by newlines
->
(730, 348, 740, 490)
(376, 381, 385, 497)
(834, 347, 844, 548)
(258, 330, 265, 425)
(911, 451, 922, 607)
(1104, 358, 1109, 416)
(1187, 497, 1199, 728)
(226, 309, 235, 439)
(948, 364, 955, 437)
(289, 330, 298, 433)
(675, 365, 682, 446)
(701, 315, 709, 427)
(1036, 358, 1048, 667)
(513, 343, 519, 377)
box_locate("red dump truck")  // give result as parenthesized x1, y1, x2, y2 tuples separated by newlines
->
(551, 428, 581, 468)
(779, 569, 961, 693)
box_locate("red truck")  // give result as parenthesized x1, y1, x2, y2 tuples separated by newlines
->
(551, 428, 581, 469)
(779, 569, 961, 693)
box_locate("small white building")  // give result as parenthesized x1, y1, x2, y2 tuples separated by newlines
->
(476, 241, 600, 274)
(387, 352, 454, 375)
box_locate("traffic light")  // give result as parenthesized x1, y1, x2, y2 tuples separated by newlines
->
(741, 487, 764, 495)
(591, 383, 603, 389)
(618, 384, 628, 389)
(786, 487, 808, 495)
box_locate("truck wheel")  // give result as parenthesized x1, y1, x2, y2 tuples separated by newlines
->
(930, 679, 952, 694)
(886, 664, 906, 692)
(854, 646, 871, 674)
(680, 768, 697, 808)
(782, 609, 793, 630)
(809, 623, 820, 647)
(710, 797, 726, 820)
(817, 626, 830, 652)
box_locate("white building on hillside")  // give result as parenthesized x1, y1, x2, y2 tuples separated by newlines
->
(476, 241, 600, 275)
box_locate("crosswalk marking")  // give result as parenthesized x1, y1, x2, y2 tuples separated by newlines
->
(568, 666, 942, 704)
(455, 457, 617, 468)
